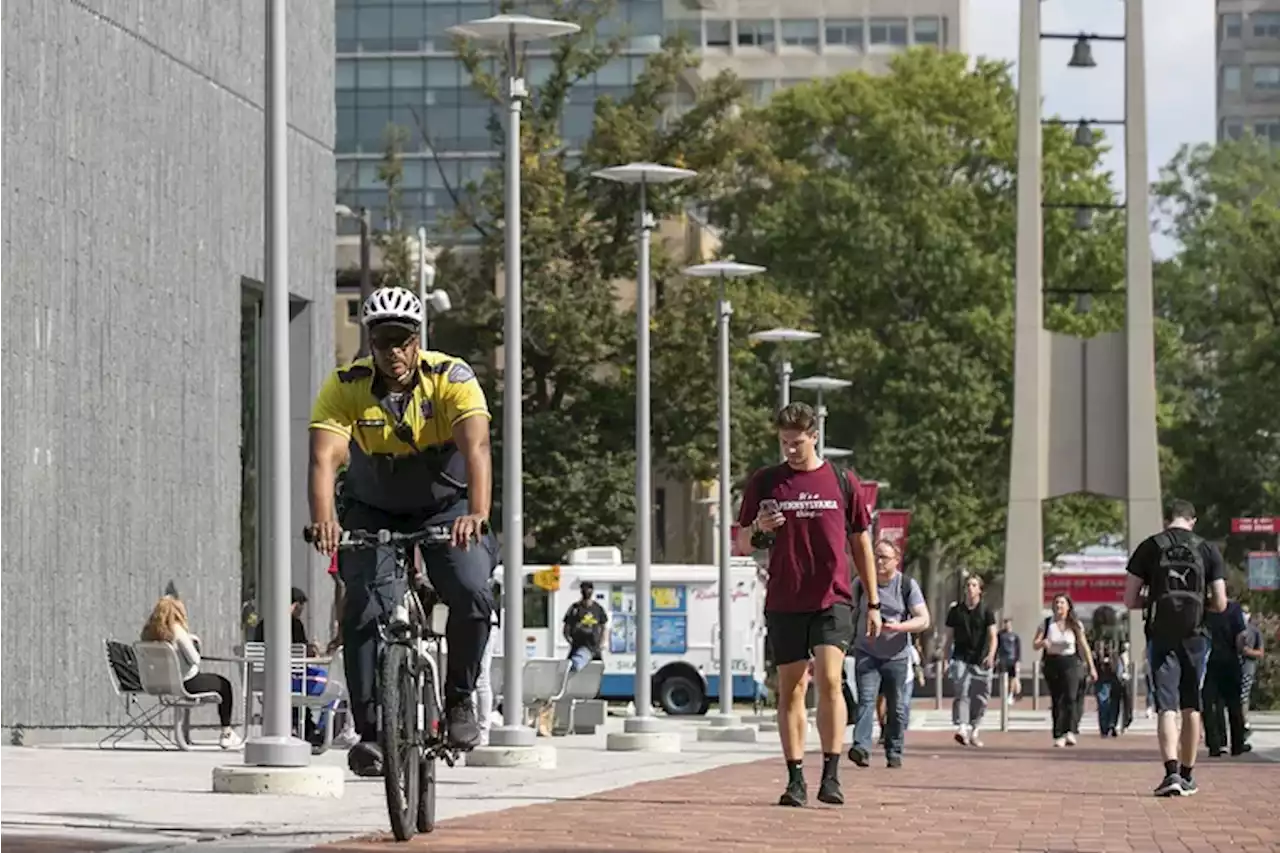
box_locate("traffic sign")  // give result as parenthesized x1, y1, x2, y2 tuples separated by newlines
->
(532, 565, 561, 592)
(1231, 517, 1278, 534)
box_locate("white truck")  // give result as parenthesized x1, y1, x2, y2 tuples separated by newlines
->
(489, 546, 767, 715)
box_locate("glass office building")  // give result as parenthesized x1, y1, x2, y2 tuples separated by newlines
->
(335, 0, 664, 239)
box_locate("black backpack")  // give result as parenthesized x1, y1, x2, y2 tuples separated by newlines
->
(1146, 530, 1208, 643)
(758, 461, 859, 538)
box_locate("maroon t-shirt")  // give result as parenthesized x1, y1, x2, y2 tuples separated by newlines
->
(738, 462, 871, 613)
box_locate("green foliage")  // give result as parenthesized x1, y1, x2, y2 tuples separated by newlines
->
(1153, 138, 1280, 548)
(709, 49, 1127, 570)
(427, 0, 757, 560)
(375, 124, 417, 291)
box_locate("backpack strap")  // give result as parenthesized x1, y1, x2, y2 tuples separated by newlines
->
(831, 464, 856, 538)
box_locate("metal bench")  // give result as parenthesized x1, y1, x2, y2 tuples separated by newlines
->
(490, 656, 573, 730)
(132, 642, 223, 750)
(551, 660, 606, 736)
(99, 640, 175, 749)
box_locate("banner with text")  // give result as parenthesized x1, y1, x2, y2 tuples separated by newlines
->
(875, 509, 912, 556)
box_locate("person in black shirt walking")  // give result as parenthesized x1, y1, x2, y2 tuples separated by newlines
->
(1203, 599, 1250, 757)
(945, 575, 997, 747)
(1124, 500, 1227, 798)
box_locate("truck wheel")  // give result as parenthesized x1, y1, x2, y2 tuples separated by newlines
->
(657, 675, 704, 716)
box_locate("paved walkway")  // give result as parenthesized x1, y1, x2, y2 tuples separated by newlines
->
(314, 732, 1280, 853)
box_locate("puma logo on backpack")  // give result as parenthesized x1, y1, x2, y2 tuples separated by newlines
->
(1147, 530, 1207, 642)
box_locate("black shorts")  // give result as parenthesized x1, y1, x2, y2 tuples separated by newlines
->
(766, 603, 855, 666)
(1147, 635, 1210, 714)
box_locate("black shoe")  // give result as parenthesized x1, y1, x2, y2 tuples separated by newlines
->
(1230, 744, 1252, 756)
(446, 699, 481, 750)
(886, 754, 903, 769)
(847, 746, 870, 767)
(347, 741, 383, 778)
(1153, 773, 1183, 797)
(816, 776, 844, 805)
(1209, 749, 1224, 758)
(778, 776, 807, 807)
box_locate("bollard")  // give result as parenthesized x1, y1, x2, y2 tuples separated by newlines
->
(1031, 659, 1040, 711)
(934, 659, 944, 710)
(999, 671, 1009, 732)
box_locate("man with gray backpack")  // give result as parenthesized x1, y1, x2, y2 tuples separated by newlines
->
(1124, 500, 1227, 798)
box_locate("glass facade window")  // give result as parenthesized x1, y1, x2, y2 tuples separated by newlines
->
(1253, 120, 1280, 143)
(1254, 13, 1280, 38)
(336, 1, 660, 239)
(869, 18, 908, 47)
(1221, 12, 1242, 39)
(745, 78, 777, 102)
(825, 19, 864, 48)
(1221, 119, 1243, 141)
(706, 20, 731, 48)
(665, 19, 701, 47)
(1253, 65, 1280, 90)
(913, 16, 940, 46)
(1223, 64, 1242, 92)
(737, 20, 775, 49)
(781, 19, 819, 48)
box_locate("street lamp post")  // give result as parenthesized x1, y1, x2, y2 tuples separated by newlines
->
(592, 163, 695, 734)
(747, 328, 821, 411)
(447, 13, 579, 753)
(244, 0, 309, 770)
(683, 261, 766, 722)
(790, 375, 853, 458)
(414, 227, 451, 350)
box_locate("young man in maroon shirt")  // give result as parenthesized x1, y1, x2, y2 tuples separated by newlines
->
(736, 403, 880, 807)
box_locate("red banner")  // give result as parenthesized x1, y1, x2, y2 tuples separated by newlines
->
(1042, 573, 1127, 605)
(858, 481, 880, 514)
(1232, 517, 1278, 534)
(876, 509, 912, 556)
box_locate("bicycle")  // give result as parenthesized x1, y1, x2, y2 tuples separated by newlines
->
(304, 524, 461, 841)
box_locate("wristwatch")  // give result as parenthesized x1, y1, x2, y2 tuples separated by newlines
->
(867, 601, 882, 611)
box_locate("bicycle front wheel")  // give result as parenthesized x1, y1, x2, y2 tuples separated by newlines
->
(378, 642, 421, 842)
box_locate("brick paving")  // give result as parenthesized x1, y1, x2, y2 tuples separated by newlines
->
(317, 732, 1280, 853)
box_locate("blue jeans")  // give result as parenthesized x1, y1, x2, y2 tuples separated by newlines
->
(853, 654, 910, 758)
(568, 646, 594, 672)
(1096, 678, 1119, 734)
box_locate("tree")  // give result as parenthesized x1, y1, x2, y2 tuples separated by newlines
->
(1153, 137, 1280, 553)
(423, 1, 762, 560)
(707, 49, 1129, 580)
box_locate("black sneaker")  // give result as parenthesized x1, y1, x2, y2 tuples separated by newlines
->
(847, 746, 870, 767)
(347, 741, 384, 778)
(886, 754, 903, 769)
(1153, 772, 1183, 797)
(446, 699, 481, 750)
(816, 776, 844, 805)
(778, 776, 807, 807)
(1176, 776, 1198, 797)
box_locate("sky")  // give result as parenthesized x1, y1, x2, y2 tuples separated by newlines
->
(966, 0, 1216, 256)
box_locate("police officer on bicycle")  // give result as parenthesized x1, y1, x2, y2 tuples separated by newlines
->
(307, 286, 497, 776)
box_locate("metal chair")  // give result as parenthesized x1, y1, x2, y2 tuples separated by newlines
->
(98, 640, 175, 749)
(242, 642, 346, 751)
(132, 642, 222, 750)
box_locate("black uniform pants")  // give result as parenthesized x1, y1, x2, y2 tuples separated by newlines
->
(1203, 658, 1246, 754)
(340, 500, 499, 742)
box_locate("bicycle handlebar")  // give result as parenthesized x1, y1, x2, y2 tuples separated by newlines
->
(302, 526, 454, 548)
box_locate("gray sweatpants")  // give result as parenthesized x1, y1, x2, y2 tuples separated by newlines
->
(950, 660, 992, 729)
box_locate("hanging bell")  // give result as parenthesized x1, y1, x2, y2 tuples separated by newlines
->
(1074, 207, 1094, 231)
(1074, 120, 1094, 147)
(1069, 37, 1096, 69)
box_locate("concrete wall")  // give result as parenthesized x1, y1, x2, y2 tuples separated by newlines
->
(1, 0, 334, 730)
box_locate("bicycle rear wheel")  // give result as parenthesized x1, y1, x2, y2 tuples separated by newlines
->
(378, 642, 420, 842)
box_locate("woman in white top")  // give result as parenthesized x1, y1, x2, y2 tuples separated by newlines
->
(140, 596, 242, 749)
(1034, 594, 1098, 748)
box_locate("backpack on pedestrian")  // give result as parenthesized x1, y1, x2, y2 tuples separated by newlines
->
(1146, 530, 1208, 643)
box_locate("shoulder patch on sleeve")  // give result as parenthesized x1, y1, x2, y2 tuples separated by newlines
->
(337, 365, 374, 383)
(447, 361, 476, 383)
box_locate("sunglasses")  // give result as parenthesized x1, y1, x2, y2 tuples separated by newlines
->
(370, 327, 417, 352)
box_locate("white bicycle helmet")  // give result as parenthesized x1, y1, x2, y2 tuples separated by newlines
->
(361, 286, 424, 328)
